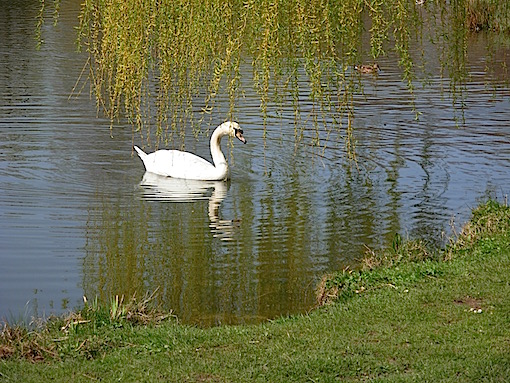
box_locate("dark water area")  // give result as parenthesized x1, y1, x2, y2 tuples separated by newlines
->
(1, 1, 509, 326)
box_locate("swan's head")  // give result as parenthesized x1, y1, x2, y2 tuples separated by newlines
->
(223, 121, 246, 144)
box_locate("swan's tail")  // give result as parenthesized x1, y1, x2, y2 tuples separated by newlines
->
(133, 145, 147, 160)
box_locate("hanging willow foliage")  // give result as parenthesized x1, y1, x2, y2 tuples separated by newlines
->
(72, 0, 407, 149)
(37, 0, 505, 150)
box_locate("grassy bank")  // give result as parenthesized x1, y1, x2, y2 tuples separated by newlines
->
(1, 200, 510, 382)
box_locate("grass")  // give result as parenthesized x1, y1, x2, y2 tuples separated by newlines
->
(1, 199, 510, 382)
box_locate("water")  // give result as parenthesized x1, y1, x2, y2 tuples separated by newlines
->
(1, 1, 509, 326)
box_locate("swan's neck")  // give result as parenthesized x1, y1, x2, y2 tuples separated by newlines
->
(210, 127, 228, 170)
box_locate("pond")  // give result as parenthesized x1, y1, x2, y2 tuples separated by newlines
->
(1, 0, 509, 326)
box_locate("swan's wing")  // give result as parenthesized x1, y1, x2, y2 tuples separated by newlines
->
(143, 150, 222, 180)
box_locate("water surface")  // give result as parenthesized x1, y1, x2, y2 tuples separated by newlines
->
(1, 1, 509, 326)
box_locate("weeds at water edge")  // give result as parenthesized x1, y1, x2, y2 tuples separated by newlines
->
(0, 289, 175, 362)
(317, 199, 510, 306)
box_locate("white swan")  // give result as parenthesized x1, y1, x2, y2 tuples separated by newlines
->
(134, 121, 246, 181)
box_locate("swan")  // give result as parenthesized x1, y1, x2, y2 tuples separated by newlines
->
(134, 121, 246, 181)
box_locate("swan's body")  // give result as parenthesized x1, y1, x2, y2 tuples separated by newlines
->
(134, 121, 246, 181)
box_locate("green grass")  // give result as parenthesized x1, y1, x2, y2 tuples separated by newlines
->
(1, 200, 510, 382)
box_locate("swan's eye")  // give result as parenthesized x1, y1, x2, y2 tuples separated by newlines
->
(237, 129, 244, 134)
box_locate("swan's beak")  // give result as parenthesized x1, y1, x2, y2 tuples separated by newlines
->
(235, 128, 247, 144)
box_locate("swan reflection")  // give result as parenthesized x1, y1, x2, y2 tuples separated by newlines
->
(139, 172, 238, 241)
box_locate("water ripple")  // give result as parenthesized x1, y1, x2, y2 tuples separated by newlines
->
(1, 1, 510, 325)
